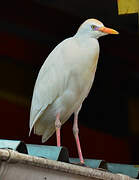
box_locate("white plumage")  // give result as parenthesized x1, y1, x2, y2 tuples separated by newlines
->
(29, 18, 118, 163)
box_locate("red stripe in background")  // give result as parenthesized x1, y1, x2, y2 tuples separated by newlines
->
(0, 32, 48, 65)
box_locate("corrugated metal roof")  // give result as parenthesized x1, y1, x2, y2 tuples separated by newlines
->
(0, 148, 135, 180)
(0, 140, 138, 179)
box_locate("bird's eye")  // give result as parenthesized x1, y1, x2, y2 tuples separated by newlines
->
(91, 25, 97, 30)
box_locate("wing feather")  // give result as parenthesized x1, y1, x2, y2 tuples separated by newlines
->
(29, 38, 71, 133)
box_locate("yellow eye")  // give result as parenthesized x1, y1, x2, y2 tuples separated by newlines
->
(91, 25, 97, 30)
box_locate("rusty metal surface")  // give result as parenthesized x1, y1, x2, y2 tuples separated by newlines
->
(0, 140, 138, 178)
(0, 162, 94, 180)
(0, 149, 136, 180)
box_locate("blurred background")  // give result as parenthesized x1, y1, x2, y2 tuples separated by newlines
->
(0, 0, 139, 164)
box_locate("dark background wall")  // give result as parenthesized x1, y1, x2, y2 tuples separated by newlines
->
(0, 0, 139, 164)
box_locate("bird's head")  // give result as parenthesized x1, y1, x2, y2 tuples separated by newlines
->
(76, 18, 119, 39)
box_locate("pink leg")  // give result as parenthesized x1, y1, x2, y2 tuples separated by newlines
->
(73, 111, 84, 164)
(55, 112, 61, 147)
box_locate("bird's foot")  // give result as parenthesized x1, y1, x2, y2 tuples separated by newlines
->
(72, 162, 86, 167)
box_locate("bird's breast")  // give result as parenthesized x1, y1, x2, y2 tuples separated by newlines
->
(62, 39, 99, 112)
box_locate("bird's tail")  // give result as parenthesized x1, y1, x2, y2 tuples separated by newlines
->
(42, 126, 55, 143)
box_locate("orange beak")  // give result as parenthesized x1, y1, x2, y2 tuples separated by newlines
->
(98, 27, 119, 34)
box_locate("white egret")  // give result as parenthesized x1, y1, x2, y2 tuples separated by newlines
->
(29, 19, 119, 164)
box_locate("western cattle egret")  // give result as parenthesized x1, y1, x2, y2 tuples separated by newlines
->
(29, 19, 119, 164)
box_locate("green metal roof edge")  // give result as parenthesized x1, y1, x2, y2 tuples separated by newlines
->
(0, 139, 138, 178)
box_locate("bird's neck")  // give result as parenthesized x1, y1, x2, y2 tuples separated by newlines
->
(73, 33, 100, 70)
(75, 31, 93, 39)
(74, 33, 99, 48)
